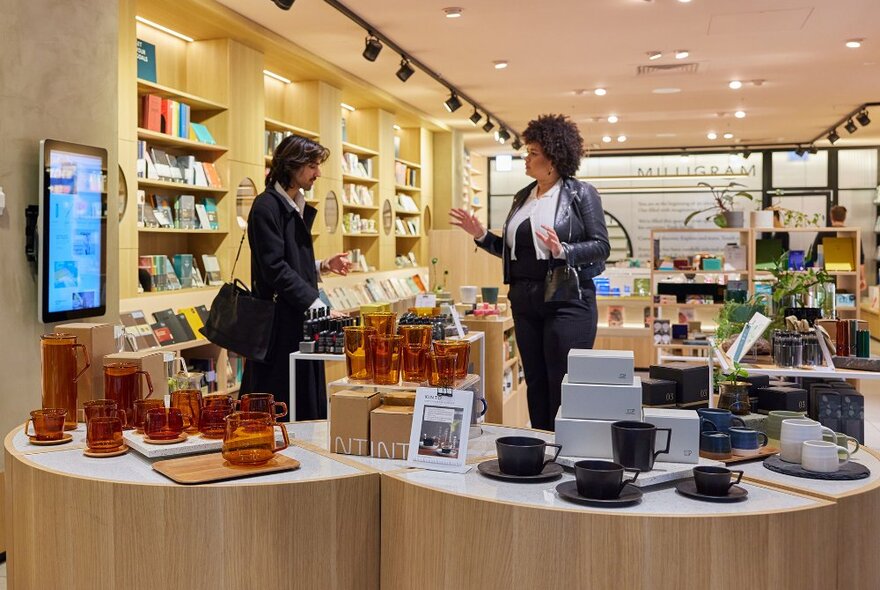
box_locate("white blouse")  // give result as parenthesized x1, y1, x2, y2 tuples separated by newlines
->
(505, 179, 564, 261)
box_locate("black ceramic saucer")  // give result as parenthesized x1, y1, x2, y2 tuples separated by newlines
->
(555, 480, 643, 507)
(676, 479, 748, 503)
(477, 459, 564, 483)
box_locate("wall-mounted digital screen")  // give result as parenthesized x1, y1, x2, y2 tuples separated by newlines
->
(39, 139, 107, 323)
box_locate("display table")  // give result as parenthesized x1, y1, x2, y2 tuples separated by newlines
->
(6, 422, 880, 590)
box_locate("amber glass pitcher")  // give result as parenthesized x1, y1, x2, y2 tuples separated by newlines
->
(104, 362, 154, 429)
(170, 371, 204, 433)
(41, 333, 90, 430)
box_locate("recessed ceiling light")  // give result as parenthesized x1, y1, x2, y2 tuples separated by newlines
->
(263, 69, 291, 84)
(652, 87, 681, 94)
(677, 0, 692, 3)
(707, 132, 718, 140)
(729, 80, 743, 90)
(734, 110, 746, 119)
(846, 38, 863, 48)
(647, 51, 662, 60)
(594, 88, 607, 96)
(493, 60, 508, 70)
(393, 124, 401, 131)
(135, 16, 194, 43)
(723, 132, 734, 139)
(617, 135, 627, 143)
(443, 7, 462, 18)
(607, 115, 619, 124)
(340, 102, 356, 112)
(602, 135, 612, 143)
(675, 50, 689, 60)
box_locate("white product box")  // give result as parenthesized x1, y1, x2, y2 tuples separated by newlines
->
(567, 349, 634, 385)
(554, 410, 613, 459)
(561, 375, 643, 421)
(643, 408, 700, 464)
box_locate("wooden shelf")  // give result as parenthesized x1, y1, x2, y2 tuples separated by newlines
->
(394, 184, 420, 192)
(137, 179, 227, 194)
(652, 228, 751, 234)
(342, 173, 379, 185)
(394, 158, 421, 169)
(753, 270, 858, 276)
(341, 141, 379, 157)
(342, 203, 379, 212)
(597, 296, 653, 302)
(394, 209, 420, 216)
(137, 128, 228, 153)
(157, 338, 216, 353)
(342, 232, 379, 238)
(653, 269, 748, 275)
(138, 228, 227, 235)
(137, 79, 227, 111)
(138, 287, 221, 298)
(752, 227, 861, 233)
(264, 117, 319, 138)
(395, 234, 423, 239)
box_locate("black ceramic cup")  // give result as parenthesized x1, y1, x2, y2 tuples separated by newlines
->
(693, 465, 743, 496)
(495, 436, 563, 476)
(574, 460, 640, 499)
(610, 421, 672, 472)
(700, 431, 732, 458)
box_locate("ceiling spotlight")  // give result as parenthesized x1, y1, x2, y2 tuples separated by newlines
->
(511, 137, 523, 151)
(469, 109, 482, 126)
(617, 135, 627, 143)
(845, 119, 858, 133)
(443, 7, 462, 18)
(444, 91, 462, 113)
(594, 88, 607, 96)
(846, 39, 863, 48)
(723, 132, 734, 139)
(677, 0, 692, 3)
(729, 80, 743, 90)
(602, 135, 612, 143)
(679, 152, 690, 162)
(751, 79, 766, 86)
(396, 58, 414, 82)
(675, 50, 689, 59)
(607, 115, 619, 124)
(482, 119, 495, 133)
(808, 145, 818, 154)
(498, 128, 511, 143)
(271, 0, 295, 9)
(647, 51, 663, 60)
(493, 60, 508, 70)
(828, 129, 840, 144)
(734, 110, 746, 119)
(707, 132, 718, 140)
(743, 148, 753, 158)
(857, 110, 871, 126)
(362, 35, 383, 62)
(795, 145, 806, 157)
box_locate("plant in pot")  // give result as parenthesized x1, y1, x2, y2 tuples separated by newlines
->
(684, 182, 753, 228)
(716, 362, 751, 416)
(767, 251, 833, 327)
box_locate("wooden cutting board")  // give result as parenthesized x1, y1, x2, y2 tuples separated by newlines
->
(701, 447, 780, 466)
(152, 452, 300, 485)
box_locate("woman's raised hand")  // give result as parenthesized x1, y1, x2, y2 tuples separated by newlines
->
(450, 208, 486, 239)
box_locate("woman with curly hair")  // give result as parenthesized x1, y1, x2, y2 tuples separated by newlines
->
(450, 114, 610, 430)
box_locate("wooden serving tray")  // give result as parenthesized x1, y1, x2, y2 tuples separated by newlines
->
(152, 452, 300, 485)
(701, 447, 780, 466)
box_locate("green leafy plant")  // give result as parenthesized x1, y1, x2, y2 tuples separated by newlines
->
(684, 182, 753, 227)
(714, 295, 768, 344)
(767, 252, 832, 313)
(777, 207, 823, 228)
(723, 361, 749, 383)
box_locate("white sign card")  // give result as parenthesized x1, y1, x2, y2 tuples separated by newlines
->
(727, 311, 772, 363)
(442, 303, 466, 339)
(407, 387, 473, 473)
(415, 293, 437, 308)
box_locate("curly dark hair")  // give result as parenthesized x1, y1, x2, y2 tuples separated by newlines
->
(266, 134, 330, 189)
(521, 114, 584, 177)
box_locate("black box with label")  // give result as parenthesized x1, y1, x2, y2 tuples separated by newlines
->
(841, 390, 864, 443)
(741, 373, 770, 393)
(757, 386, 808, 413)
(649, 363, 710, 406)
(641, 378, 678, 407)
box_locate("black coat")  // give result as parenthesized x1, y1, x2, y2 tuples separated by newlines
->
(476, 177, 611, 284)
(240, 186, 326, 420)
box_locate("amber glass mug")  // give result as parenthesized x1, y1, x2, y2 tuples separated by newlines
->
(170, 372, 204, 433)
(132, 398, 165, 433)
(428, 352, 456, 387)
(398, 325, 432, 348)
(222, 411, 290, 466)
(144, 407, 185, 441)
(371, 334, 403, 385)
(363, 312, 397, 336)
(433, 340, 470, 379)
(104, 362, 154, 430)
(41, 333, 90, 430)
(84, 399, 119, 422)
(25, 409, 67, 441)
(402, 344, 429, 383)
(344, 326, 376, 381)
(236, 393, 288, 422)
(86, 416, 124, 452)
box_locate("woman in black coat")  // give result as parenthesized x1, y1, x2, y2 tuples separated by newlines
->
(241, 134, 351, 420)
(451, 114, 610, 430)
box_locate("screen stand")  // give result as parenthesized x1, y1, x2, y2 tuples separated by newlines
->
(25, 204, 38, 263)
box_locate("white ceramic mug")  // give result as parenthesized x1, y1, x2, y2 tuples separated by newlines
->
(460, 286, 478, 305)
(801, 440, 851, 473)
(779, 419, 836, 464)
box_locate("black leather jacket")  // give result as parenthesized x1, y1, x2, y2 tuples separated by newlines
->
(475, 177, 610, 284)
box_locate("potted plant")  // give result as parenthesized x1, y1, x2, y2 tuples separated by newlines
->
(716, 362, 751, 415)
(684, 182, 753, 228)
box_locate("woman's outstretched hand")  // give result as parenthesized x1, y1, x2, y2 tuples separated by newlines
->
(450, 208, 486, 239)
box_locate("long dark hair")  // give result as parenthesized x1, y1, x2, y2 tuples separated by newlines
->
(266, 134, 330, 189)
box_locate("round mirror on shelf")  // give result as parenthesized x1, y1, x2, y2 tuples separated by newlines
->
(423, 205, 432, 233)
(324, 190, 339, 233)
(236, 178, 258, 230)
(382, 199, 393, 235)
(117, 165, 128, 221)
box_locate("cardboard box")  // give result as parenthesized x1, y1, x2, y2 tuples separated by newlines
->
(56, 322, 117, 407)
(370, 404, 414, 459)
(554, 409, 613, 459)
(643, 408, 700, 464)
(649, 363, 710, 406)
(567, 349, 634, 385)
(561, 375, 642, 421)
(330, 390, 381, 456)
(757, 386, 808, 413)
(382, 391, 416, 406)
(641, 378, 677, 407)
(103, 350, 169, 399)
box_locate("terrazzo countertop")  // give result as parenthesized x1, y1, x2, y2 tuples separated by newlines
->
(738, 447, 880, 497)
(11, 423, 88, 454)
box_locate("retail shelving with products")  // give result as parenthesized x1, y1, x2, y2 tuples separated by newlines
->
(461, 150, 486, 226)
(393, 127, 423, 263)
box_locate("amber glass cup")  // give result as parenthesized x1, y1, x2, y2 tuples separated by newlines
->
(199, 407, 230, 439)
(25, 408, 67, 441)
(144, 407, 185, 441)
(434, 340, 470, 379)
(84, 399, 119, 422)
(41, 333, 90, 430)
(171, 390, 203, 434)
(428, 352, 456, 387)
(104, 362, 154, 430)
(344, 326, 376, 381)
(363, 312, 397, 336)
(222, 411, 290, 466)
(203, 394, 235, 409)
(399, 325, 432, 348)
(132, 398, 164, 433)
(402, 344, 429, 383)
(86, 416, 124, 452)
(237, 393, 288, 422)
(370, 334, 403, 385)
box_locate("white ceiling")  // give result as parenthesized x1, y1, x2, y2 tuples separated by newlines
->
(217, 0, 880, 155)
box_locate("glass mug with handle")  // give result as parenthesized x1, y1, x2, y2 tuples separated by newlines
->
(222, 411, 290, 466)
(235, 393, 288, 422)
(104, 362, 154, 430)
(24, 408, 68, 441)
(170, 371, 204, 434)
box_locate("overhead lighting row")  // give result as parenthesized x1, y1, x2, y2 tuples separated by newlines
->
(645, 50, 690, 60)
(826, 109, 871, 144)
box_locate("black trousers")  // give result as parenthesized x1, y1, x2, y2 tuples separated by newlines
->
(508, 280, 597, 431)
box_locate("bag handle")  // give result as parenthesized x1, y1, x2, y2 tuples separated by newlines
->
(230, 232, 247, 280)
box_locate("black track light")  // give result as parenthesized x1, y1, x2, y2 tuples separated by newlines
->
(845, 119, 858, 134)
(444, 91, 462, 113)
(742, 148, 752, 158)
(469, 109, 482, 126)
(362, 35, 383, 62)
(795, 145, 806, 157)
(271, 0, 295, 9)
(498, 128, 511, 143)
(857, 110, 871, 127)
(396, 58, 414, 82)
(828, 129, 840, 144)
(482, 119, 495, 133)
(511, 137, 523, 151)
(808, 145, 818, 154)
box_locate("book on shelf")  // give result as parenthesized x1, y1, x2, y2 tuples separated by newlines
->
(151, 195, 174, 227)
(136, 39, 157, 82)
(119, 310, 160, 350)
(264, 130, 293, 156)
(150, 148, 173, 180)
(195, 305, 210, 324)
(150, 322, 175, 346)
(141, 94, 162, 132)
(136, 190, 146, 227)
(607, 305, 624, 327)
(396, 194, 418, 212)
(823, 237, 855, 271)
(201, 162, 223, 188)
(172, 254, 194, 288)
(162, 255, 182, 290)
(394, 218, 407, 235)
(175, 195, 197, 229)
(411, 274, 427, 292)
(195, 203, 211, 230)
(178, 307, 206, 340)
(153, 309, 192, 343)
(191, 265, 206, 288)
(201, 254, 223, 286)
(166, 154, 184, 182)
(190, 122, 216, 145)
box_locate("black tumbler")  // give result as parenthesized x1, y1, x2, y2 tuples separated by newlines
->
(610, 421, 672, 472)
